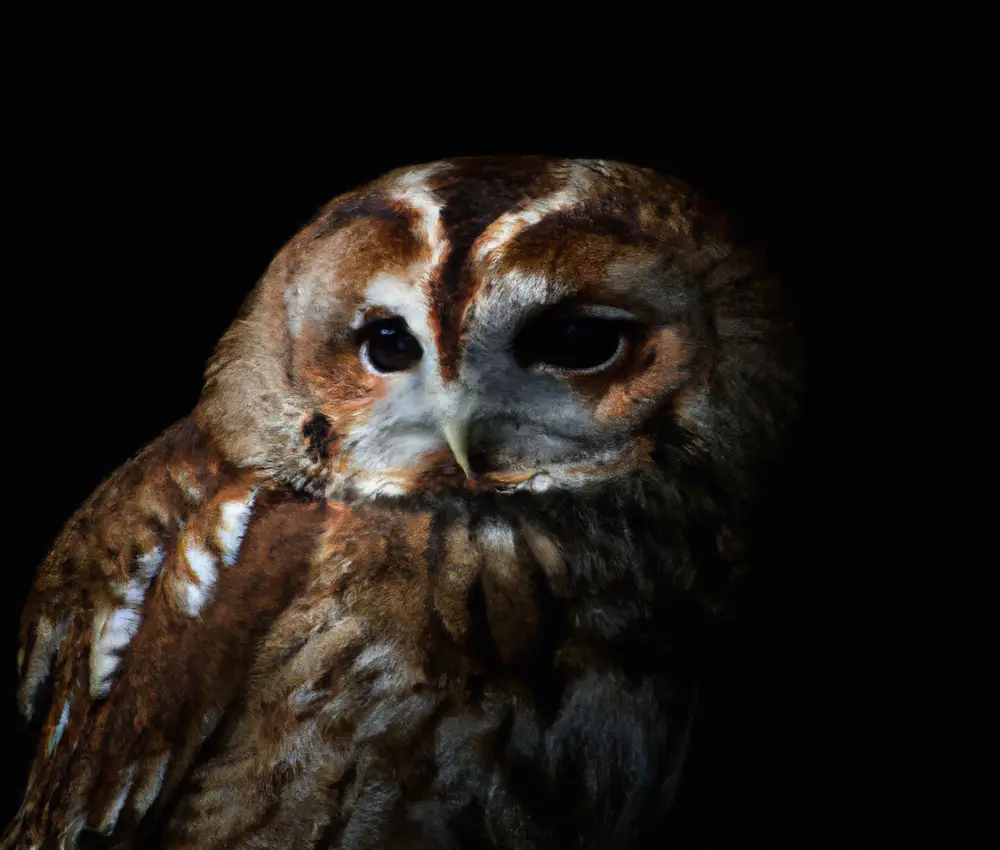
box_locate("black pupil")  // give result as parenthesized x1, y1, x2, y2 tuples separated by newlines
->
(514, 316, 624, 371)
(364, 319, 422, 372)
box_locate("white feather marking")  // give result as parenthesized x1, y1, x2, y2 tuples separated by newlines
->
(363, 274, 436, 354)
(352, 642, 397, 674)
(388, 164, 450, 270)
(322, 641, 417, 720)
(89, 545, 163, 699)
(290, 682, 332, 710)
(176, 581, 203, 618)
(198, 707, 223, 744)
(47, 697, 71, 757)
(351, 642, 418, 696)
(135, 544, 165, 581)
(472, 183, 590, 267)
(19, 614, 69, 720)
(61, 814, 85, 849)
(89, 621, 119, 698)
(463, 173, 598, 344)
(345, 272, 456, 493)
(216, 488, 259, 566)
(180, 542, 217, 617)
(519, 522, 572, 599)
(97, 761, 137, 834)
(284, 278, 315, 338)
(478, 519, 516, 555)
(478, 519, 519, 580)
(285, 170, 449, 341)
(90, 598, 139, 698)
(185, 542, 216, 586)
(130, 751, 170, 820)
(104, 607, 141, 649)
(351, 477, 411, 499)
(519, 522, 566, 576)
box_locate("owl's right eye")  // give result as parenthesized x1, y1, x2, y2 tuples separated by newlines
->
(357, 318, 423, 373)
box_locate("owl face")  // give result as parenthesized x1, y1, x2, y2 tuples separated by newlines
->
(197, 157, 794, 502)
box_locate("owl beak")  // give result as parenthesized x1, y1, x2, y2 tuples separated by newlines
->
(443, 418, 475, 480)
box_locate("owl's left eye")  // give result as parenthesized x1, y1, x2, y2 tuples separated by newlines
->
(513, 314, 631, 373)
(358, 318, 423, 373)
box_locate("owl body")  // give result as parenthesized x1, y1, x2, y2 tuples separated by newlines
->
(4, 158, 799, 848)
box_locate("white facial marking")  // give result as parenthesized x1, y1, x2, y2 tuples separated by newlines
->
(462, 167, 602, 349)
(331, 162, 643, 500)
(362, 274, 436, 355)
(388, 164, 450, 271)
(97, 762, 138, 835)
(284, 281, 308, 337)
(471, 176, 593, 270)
(284, 269, 337, 339)
(47, 697, 71, 757)
(344, 273, 453, 493)
(180, 542, 217, 617)
(216, 488, 259, 566)
(283, 237, 350, 340)
(287, 166, 448, 342)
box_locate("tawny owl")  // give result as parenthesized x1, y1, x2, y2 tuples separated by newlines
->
(3, 157, 800, 849)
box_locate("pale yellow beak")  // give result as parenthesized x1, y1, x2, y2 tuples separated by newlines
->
(443, 418, 475, 480)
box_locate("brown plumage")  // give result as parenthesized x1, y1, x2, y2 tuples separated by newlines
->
(4, 157, 800, 848)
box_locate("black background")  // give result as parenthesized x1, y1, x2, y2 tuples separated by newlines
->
(4, 60, 991, 848)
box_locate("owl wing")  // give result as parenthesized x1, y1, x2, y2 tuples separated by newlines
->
(2, 419, 324, 849)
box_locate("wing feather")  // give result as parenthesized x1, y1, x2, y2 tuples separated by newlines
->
(2, 418, 321, 849)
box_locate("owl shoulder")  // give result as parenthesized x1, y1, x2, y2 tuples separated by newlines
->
(5, 418, 323, 847)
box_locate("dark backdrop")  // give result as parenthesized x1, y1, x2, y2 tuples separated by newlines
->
(4, 75, 990, 847)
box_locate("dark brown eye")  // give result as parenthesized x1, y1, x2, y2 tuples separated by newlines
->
(513, 315, 628, 372)
(359, 318, 422, 373)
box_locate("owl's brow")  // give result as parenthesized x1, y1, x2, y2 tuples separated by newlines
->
(312, 193, 412, 239)
(421, 159, 560, 382)
(526, 193, 659, 244)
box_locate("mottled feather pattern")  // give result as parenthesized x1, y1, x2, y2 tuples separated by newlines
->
(157, 481, 707, 849)
(4, 423, 322, 848)
(5, 157, 800, 848)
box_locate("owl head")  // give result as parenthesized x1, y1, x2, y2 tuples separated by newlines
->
(195, 157, 799, 505)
